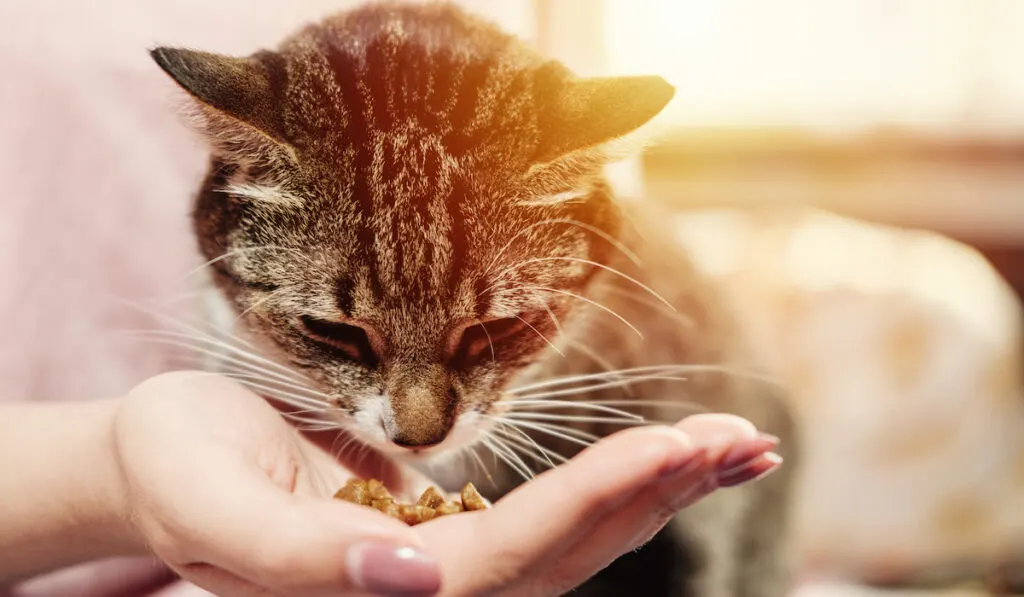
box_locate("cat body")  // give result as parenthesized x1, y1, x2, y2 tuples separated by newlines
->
(152, 2, 799, 595)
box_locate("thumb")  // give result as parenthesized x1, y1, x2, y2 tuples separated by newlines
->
(169, 449, 442, 597)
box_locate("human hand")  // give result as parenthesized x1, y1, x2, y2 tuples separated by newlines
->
(413, 413, 779, 596)
(112, 371, 439, 597)
(111, 372, 780, 597)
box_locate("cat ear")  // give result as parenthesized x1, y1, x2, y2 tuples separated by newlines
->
(535, 74, 675, 163)
(150, 47, 292, 158)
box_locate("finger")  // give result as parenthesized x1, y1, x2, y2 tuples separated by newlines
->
(417, 424, 698, 592)
(534, 415, 783, 593)
(160, 446, 442, 597)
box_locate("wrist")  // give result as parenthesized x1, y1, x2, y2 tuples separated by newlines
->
(0, 397, 147, 582)
(81, 397, 146, 558)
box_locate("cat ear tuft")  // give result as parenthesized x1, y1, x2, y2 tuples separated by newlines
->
(535, 74, 675, 163)
(150, 46, 288, 147)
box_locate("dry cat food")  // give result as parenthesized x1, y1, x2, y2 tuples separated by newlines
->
(333, 478, 488, 525)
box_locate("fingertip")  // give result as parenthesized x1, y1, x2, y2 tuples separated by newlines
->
(346, 542, 442, 597)
(676, 413, 759, 446)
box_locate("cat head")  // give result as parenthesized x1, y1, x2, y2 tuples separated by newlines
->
(152, 2, 672, 459)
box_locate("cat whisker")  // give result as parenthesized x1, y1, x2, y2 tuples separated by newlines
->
(111, 295, 259, 350)
(480, 436, 534, 483)
(526, 286, 643, 339)
(565, 399, 711, 413)
(118, 329, 304, 384)
(467, 444, 497, 489)
(474, 318, 497, 362)
(514, 315, 564, 357)
(561, 341, 632, 395)
(216, 369, 333, 400)
(504, 412, 647, 426)
(492, 420, 564, 469)
(540, 302, 563, 333)
(512, 375, 690, 402)
(491, 434, 536, 480)
(508, 363, 776, 394)
(488, 416, 597, 450)
(596, 284, 695, 329)
(489, 426, 562, 471)
(238, 382, 331, 412)
(508, 364, 685, 393)
(504, 399, 644, 421)
(181, 245, 312, 281)
(496, 427, 570, 468)
(493, 257, 676, 313)
(124, 334, 299, 387)
(235, 290, 286, 322)
(510, 420, 602, 443)
(484, 218, 642, 276)
(481, 436, 532, 483)
(228, 383, 333, 413)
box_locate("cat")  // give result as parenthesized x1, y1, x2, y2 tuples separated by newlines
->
(149, 2, 800, 595)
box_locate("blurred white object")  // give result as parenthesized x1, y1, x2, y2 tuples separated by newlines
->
(676, 207, 1024, 581)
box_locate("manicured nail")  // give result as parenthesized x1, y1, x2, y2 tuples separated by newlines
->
(659, 445, 708, 479)
(347, 543, 441, 596)
(717, 435, 780, 472)
(717, 452, 783, 487)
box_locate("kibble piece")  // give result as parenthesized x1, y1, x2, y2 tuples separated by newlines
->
(371, 497, 395, 512)
(417, 486, 446, 509)
(333, 479, 371, 506)
(366, 479, 393, 501)
(434, 502, 463, 516)
(397, 504, 437, 525)
(333, 478, 488, 525)
(461, 483, 487, 511)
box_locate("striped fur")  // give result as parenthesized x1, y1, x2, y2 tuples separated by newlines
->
(152, 2, 799, 596)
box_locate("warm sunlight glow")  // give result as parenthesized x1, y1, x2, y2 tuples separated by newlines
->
(604, 0, 1024, 135)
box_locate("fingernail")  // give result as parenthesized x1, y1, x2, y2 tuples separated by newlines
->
(347, 542, 441, 597)
(718, 452, 783, 487)
(717, 435, 780, 472)
(659, 446, 708, 479)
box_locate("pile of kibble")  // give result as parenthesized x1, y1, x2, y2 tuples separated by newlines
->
(333, 478, 487, 526)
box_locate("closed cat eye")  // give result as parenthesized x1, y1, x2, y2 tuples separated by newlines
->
(299, 316, 379, 367)
(450, 315, 537, 367)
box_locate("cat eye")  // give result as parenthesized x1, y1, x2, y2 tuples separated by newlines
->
(299, 316, 379, 367)
(450, 315, 536, 367)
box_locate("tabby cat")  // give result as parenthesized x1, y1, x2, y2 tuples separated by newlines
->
(150, 2, 799, 595)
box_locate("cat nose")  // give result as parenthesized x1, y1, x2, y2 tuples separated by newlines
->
(382, 364, 457, 449)
(383, 413, 453, 448)
(388, 429, 447, 449)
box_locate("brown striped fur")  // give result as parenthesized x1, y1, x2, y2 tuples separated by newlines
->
(152, 2, 799, 595)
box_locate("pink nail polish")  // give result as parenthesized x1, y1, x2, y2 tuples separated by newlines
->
(717, 436, 779, 472)
(659, 447, 708, 479)
(347, 543, 441, 597)
(717, 453, 783, 487)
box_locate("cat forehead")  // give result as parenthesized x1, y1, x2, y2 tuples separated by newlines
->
(273, 13, 544, 166)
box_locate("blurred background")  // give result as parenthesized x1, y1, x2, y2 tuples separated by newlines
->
(2, 1, 1023, 595)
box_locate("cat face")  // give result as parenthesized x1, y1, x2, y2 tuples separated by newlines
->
(153, 2, 672, 459)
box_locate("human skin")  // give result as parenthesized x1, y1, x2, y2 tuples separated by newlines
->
(0, 371, 780, 597)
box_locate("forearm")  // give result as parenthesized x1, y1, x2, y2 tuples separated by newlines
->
(0, 398, 143, 583)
